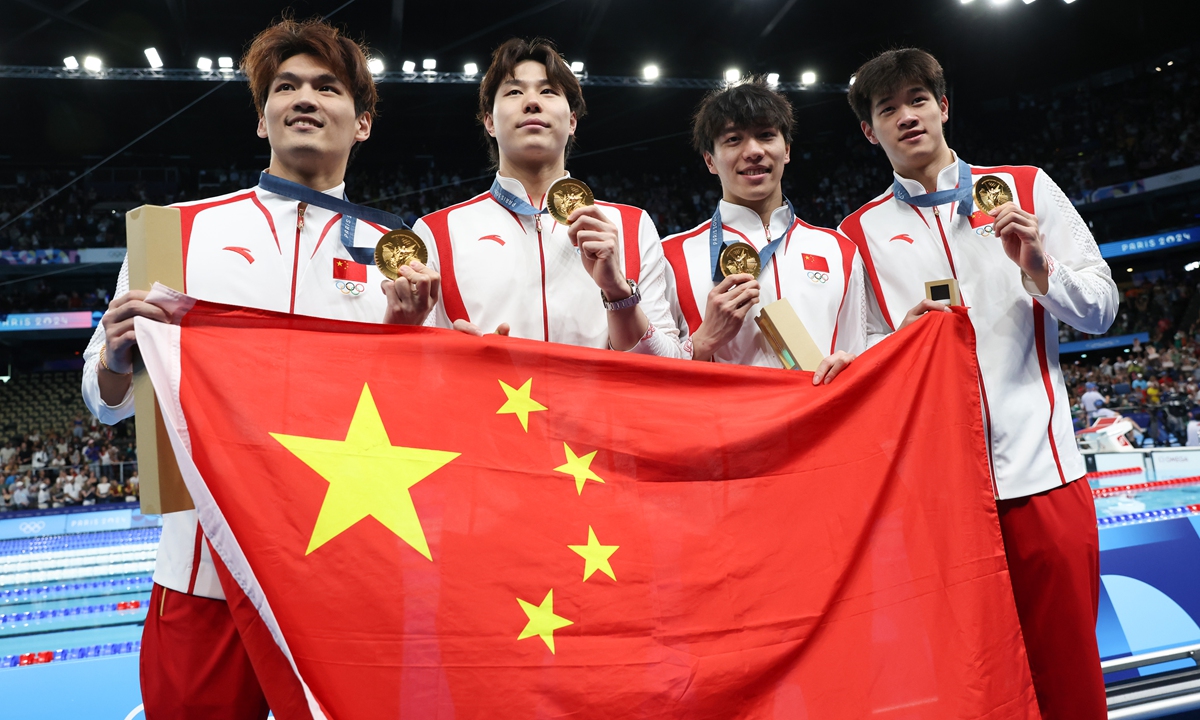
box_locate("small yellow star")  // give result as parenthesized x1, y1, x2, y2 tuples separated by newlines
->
(553, 443, 605, 495)
(496, 378, 547, 432)
(568, 526, 618, 582)
(517, 589, 573, 654)
(270, 384, 460, 558)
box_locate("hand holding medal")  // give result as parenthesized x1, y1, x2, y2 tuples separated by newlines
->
(974, 175, 1049, 294)
(377, 229, 440, 326)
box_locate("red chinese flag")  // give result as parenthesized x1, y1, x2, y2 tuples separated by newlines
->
(801, 253, 829, 272)
(137, 302, 1037, 720)
(332, 258, 367, 282)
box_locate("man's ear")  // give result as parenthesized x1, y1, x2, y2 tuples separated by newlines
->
(355, 112, 372, 143)
(483, 112, 496, 138)
(860, 120, 879, 146)
(702, 151, 718, 176)
(569, 111, 577, 137)
(939, 95, 949, 125)
(783, 143, 791, 166)
(257, 114, 268, 140)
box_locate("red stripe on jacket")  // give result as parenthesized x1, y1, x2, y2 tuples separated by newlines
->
(421, 193, 491, 324)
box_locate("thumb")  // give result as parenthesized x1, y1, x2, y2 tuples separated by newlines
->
(494, 323, 511, 336)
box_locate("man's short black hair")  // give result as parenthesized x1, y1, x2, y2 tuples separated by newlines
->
(692, 77, 795, 154)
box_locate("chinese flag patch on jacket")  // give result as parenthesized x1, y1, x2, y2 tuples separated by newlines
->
(801, 252, 829, 272)
(332, 258, 367, 282)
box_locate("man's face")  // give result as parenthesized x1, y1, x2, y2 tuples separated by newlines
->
(861, 85, 949, 170)
(257, 54, 371, 168)
(484, 60, 576, 168)
(703, 123, 791, 205)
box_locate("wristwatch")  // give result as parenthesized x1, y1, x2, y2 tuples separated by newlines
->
(601, 279, 641, 311)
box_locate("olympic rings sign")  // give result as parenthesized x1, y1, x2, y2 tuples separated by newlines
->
(807, 271, 829, 284)
(975, 224, 995, 238)
(335, 280, 366, 296)
(19, 521, 46, 534)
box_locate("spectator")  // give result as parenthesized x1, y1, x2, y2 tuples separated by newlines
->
(12, 481, 30, 510)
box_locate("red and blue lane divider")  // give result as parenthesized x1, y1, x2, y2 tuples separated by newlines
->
(1097, 504, 1200, 527)
(0, 599, 143, 624)
(0, 575, 153, 600)
(1, 640, 142, 668)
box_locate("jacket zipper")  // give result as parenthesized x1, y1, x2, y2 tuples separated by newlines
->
(932, 206, 957, 279)
(535, 213, 549, 342)
(290, 204, 306, 314)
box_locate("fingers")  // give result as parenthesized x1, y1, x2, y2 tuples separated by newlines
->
(494, 323, 511, 336)
(812, 352, 856, 385)
(898, 299, 952, 331)
(566, 205, 613, 228)
(452, 319, 484, 336)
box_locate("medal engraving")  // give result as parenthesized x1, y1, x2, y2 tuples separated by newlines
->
(547, 178, 595, 226)
(374, 229, 428, 280)
(718, 242, 762, 279)
(972, 175, 1014, 214)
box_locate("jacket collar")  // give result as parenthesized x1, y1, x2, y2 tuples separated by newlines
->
(717, 199, 794, 249)
(493, 171, 571, 210)
(893, 151, 963, 199)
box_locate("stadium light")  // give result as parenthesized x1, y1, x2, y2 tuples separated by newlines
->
(1186, 261, 1199, 272)
(218, 56, 234, 70)
(991, 0, 1012, 5)
(83, 56, 102, 72)
(643, 64, 659, 80)
(464, 62, 478, 76)
(422, 59, 436, 71)
(367, 58, 385, 75)
(1062, 0, 1076, 3)
(197, 57, 212, 71)
(570, 61, 585, 74)
(402, 60, 416, 74)
(144, 48, 163, 69)
(63, 56, 79, 70)
(724, 68, 740, 83)
(960, 0, 974, 4)
(766, 73, 780, 86)
(1126, 267, 1134, 272)
(800, 70, 817, 85)
(1022, 0, 1036, 4)
(849, 74, 856, 85)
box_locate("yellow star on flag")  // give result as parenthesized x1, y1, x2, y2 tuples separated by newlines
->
(554, 443, 604, 495)
(270, 384, 460, 558)
(496, 378, 547, 432)
(567, 526, 619, 582)
(517, 589, 573, 653)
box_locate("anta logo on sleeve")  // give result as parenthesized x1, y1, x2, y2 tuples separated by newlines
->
(478, 234, 506, 246)
(889, 234, 915, 244)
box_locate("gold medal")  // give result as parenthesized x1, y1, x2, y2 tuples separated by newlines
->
(718, 242, 762, 279)
(972, 175, 1014, 214)
(547, 178, 595, 226)
(374, 229, 428, 281)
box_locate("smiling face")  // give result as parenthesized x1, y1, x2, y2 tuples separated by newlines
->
(483, 60, 577, 171)
(704, 122, 791, 207)
(861, 84, 950, 176)
(257, 53, 371, 180)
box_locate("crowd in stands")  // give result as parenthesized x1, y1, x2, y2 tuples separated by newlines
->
(0, 425, 138, 512)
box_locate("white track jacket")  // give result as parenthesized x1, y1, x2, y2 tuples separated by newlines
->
(82, 182, 392, 599)
(411, 174, 684, 357)
(838, 158, 1118, 499)
(663, 200, 868, 366)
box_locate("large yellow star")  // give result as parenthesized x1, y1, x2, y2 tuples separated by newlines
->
(269, 384, 460, 558)
(496, 378, 547, 432)
(517, 589, 573, 654)
(567, 526, 619, 582)
(554, 443, 604, 495)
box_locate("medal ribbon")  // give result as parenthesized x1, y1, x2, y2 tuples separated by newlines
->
(709, 198, 796, 282)
(891, 158, 974, 218)
(258, 172, 409, 266)
(488, 177, 550, 217)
